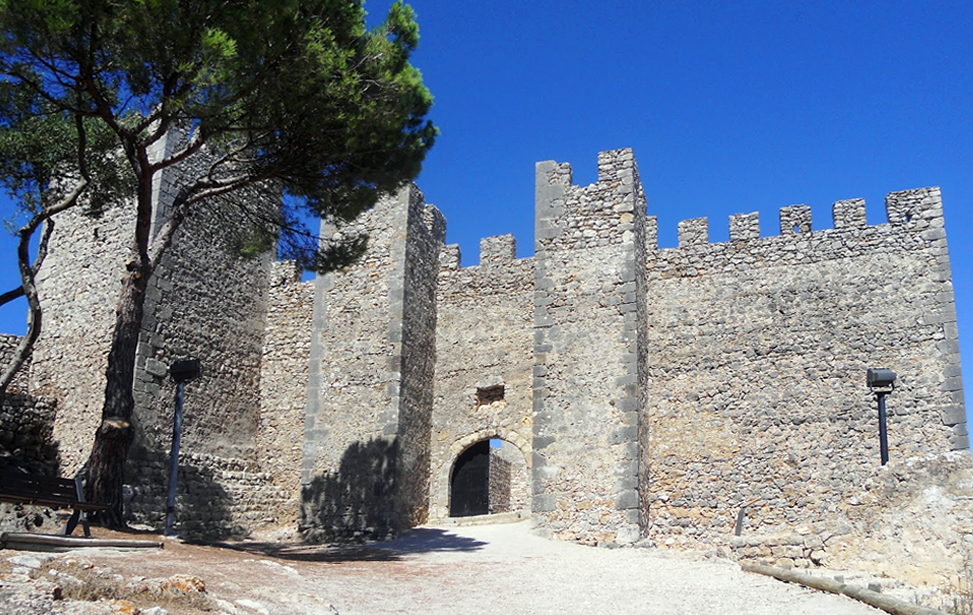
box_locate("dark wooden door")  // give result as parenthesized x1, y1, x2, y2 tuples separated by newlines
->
(450, 440, 490, 517)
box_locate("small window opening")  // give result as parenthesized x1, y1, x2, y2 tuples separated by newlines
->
(903, 212, 913, 224)
(792, 224, 801, 234)
(476, 385, 505, 408)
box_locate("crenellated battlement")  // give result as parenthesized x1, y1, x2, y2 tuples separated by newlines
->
(439, 234, 532, 272)
(477, 148, 944, 270)
(479, 234, 517, 266)
(648, 186, 943, 258)
(534, 149, 645, 255)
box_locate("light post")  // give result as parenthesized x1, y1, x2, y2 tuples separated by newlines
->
(165, 359, 200, 536)
(866, 368, 896, 466)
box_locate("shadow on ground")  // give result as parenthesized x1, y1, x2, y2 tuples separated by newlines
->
(211, 527, 488, 563)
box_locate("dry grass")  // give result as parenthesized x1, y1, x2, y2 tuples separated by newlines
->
(29, 557, 218, 614)
(948, 556, 973, 615)
(925, 555, 973, 615)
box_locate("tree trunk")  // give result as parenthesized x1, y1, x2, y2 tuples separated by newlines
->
(83, 142, 157, 529)
(86, 263, 149, 527)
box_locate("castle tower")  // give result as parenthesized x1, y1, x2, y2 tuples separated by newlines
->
(30, 127, 284, 537)
(531, 149, 649, 545)
(300, 185, 446, 540)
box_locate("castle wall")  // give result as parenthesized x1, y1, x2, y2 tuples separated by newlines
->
(430, 235, 534, 520)
(255, 261, 314, 528)
(531, 149, 648, 545)
(0, 390, 61, 533)
(393, 193, 446, 527)
(642, 188, 968, 559)
(0, 393, 58, 474)
(20, 138, 968, 585)
(124, 184, 285, 537)
(0, 333, 31, 394)
(301, 186, 444, 540)
(0, 334, 56, 473)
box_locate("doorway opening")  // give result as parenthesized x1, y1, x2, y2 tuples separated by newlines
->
(449, 440, 490, 517)
(448, 438, 526, 518)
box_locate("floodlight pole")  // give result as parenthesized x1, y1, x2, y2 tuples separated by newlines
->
(165, 380, 186, 536)
(876, 391, 889, 466)
(866, 368, 896, 467)
(165, 359, 200, 537)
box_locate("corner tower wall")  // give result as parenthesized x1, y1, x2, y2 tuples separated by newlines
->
(30, 129, 287, 538)
(29, 200, 135, 475)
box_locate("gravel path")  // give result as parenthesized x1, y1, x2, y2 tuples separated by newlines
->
(2, 521, 890, 614)
(208, 521, 884, 615)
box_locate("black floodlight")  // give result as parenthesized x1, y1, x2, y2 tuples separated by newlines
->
(170, 359, 201, 383)
(867, 368, 897, 390)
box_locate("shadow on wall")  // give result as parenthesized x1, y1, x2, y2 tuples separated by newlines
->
(0, 394, 60, 476)
(170, 461, 235, 541)
(300, 437, 399, 543)
(125, 451, 235, 542)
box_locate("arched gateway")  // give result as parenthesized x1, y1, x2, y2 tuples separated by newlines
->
(447, 438, 528, 518)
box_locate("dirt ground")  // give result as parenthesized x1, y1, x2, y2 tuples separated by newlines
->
(0, 521, 905, 615)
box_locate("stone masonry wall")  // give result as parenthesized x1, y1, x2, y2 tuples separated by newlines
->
(0, 336, 58, 474)
(395, 194, 447, 527)
(255, 260, 314, 528)
(122, 133, 284, 538)
(430, 235, 533, 520)
(491, 440, 530, 514)
(29, 129, 286, 538)
(301, 186, 444, 540)
(29, 200, 135, 475)
(0, 394, 58, 474)
(642, 188, 968, 570)
(531, 149, 648, 546)
(301, 197, 398, 540)
(0, 333, 31, 394)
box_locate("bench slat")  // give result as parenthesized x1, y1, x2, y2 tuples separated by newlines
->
(0, 470, 109, 512)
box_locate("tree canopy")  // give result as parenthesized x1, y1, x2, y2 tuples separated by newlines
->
(0, 0, 437, 525)
(0, 0, 436, 269)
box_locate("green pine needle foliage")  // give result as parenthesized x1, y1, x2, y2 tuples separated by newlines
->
(0, 0, 437, 271)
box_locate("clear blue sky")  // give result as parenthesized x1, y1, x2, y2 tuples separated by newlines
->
(0, 1, 969, 419)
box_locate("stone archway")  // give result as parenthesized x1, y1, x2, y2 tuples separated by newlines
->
(432, 428, 530, 520)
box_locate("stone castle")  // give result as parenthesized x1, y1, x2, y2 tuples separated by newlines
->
(2, 147, 970, 584)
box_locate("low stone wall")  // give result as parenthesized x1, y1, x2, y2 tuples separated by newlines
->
(728, 532, 829, 569)
(0, 333, 30, 394)
(723, 450, 973, 590)
(0, 394, 58, 474)
(0, 393, 62, 534)
(125, 451, 291, 540)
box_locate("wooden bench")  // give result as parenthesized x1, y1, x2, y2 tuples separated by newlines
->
(0, 468, 109, 537)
